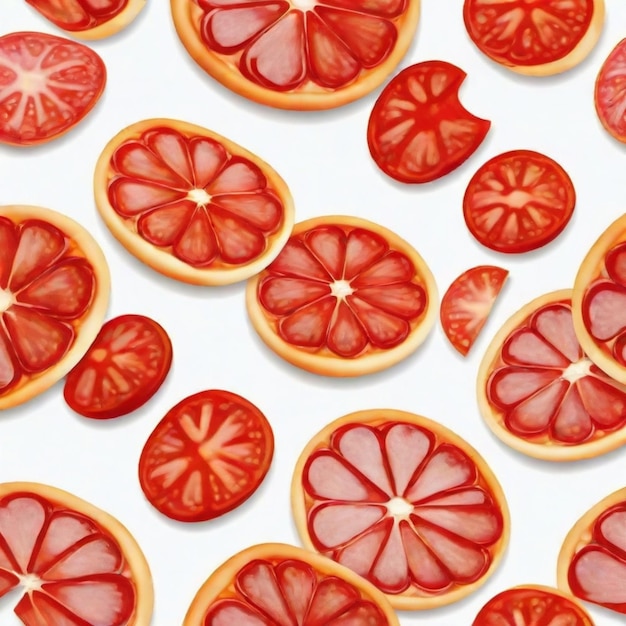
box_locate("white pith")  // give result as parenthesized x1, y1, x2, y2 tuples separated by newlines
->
(18, 572, 41, 592)
(386, 496, 414, 518)
(289, 0, 317, 11)
(186, 188, 211, 205)
(0, 288, 13, 313)
(330, 279, 353, 299)
(562, 358, 592, 383)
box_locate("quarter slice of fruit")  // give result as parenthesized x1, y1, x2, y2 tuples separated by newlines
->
(138, 389, 274, 522)
(0, 31, 106, 146)
(477, 289, 626, 461)
(463, 150, 576, 254)
(169, 0, 420, 110)
(596, 39, 626, 143)
(246, 215, 438, 377)
(183, 542, 399, 626)
(440, 265, 508, 356)
(463, 0, 605, 76)
(63, 314, 172, 419)
(93, 118, 294, 285)
(291, 409, 510, 609)
(0, 481, 152, 625)
(558, 486, 626, 616)
(367, 61, 490, 183)
(0, 205, 110, 410)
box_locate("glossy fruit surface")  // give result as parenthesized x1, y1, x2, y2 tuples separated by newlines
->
(596, 38, 626, 143)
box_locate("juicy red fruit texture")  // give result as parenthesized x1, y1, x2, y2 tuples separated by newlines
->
(26, 0, 130, 31)
(596, 38, 626, 142)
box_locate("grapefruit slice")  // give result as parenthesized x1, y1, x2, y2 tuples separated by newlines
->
(0, 481, 152, 625)
(182, 542, 399, 625)
(596, 38, 626, 143)
(477, 289, 626, 461)
(93, 118, 294, 285)
(0, 205, 109, 410)
(169, 0, 421, 110)
(558, 486, 626, 616)
(245, 215, 438, 377)
(291, 409, 510, 609)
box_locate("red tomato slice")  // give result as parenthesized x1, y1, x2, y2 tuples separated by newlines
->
(63, 314, 172, 419)
(595, 38, 626, 143)
(463, 150, 576, 254)
(0, 32, 106, 146)
(138, 389, 274, 522)
(440, 265, 508, 356)
(367, 61, 490, 184)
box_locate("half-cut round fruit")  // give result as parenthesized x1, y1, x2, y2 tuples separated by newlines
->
(0, 205, 110, 410)
(170, 0, 421, 110)
(478, 289, 626, 461)
(0, 481, 152, 625)
(557, 486, 626, 616)
(596, 39, 626, 143)
(93, 118, 295, 285)
(183, 542, 400, 626)
(246, 215, 438, 377)
(291, 409, 510, 609)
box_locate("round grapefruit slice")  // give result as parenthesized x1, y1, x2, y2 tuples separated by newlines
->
(93, 118, 294, 285)
(0, 481, 152, 625)
(596, 38, 626, 143)
(245, 215, 437, 377)
(477, 289, 626, 461)
(291, 409, 510, 609)
(169, 0, 421, 110)
(0, 205, 109, 410)
(182, 542, 399, 625)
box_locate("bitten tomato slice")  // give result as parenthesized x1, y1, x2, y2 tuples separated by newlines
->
(63, 314, 172, 419)
(473, 585, 594, 626)
(0, 205, 109, 410)
(138, 389, 274, 522)
(246, 215, 438, 377)
(0, 32, 106, 146)
(478, 289, 626, 461)
(463, 150, 576, 254)
(169, 0, 420, 110)
(0, 481, 152, 625)
(367, 61, 490, 184)
(291, 409, 510, 609)
(94, 118, 294, 285)
(183, 543, 399, 626)
(463, 0, 605, 76)
(25, 0, 146, 39)
(440, 265, 508, 356)
(596, 39, 626, 144)
(558, 486, 626, 616)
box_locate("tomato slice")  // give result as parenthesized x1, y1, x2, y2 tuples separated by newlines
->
(138, 389, 274, 522)
(291, 409, 509, 609)
(463, 150, 576, 254)
(595, 38, 626, 143)
(478, 289, 626, 461)
(63, 314, 172, 419)
(367, 61, 490, 184)
(463, 0, 604, 76)
(0, 32, 106, 146)
(440, 265, 508, 356)
(0, 481, 152, 625)
(170, 0, 420, 110)
(473, 585, 594, 625)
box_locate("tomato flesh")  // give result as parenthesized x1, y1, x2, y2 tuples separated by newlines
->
(25, 0, 129, 31)
(596, 39, 626, 142)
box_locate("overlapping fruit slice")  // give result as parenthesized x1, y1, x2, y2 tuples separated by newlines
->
(0, 481, 152, 625)
(246, 215, 437, 377)
(558, 486, 626, 616)
(478, 289, 626, 461)
(0, 205, 109, 410)
(367, 61, 490, 184)
(291, 409, 510, 609)
(596, 39, 626, 143)
(463, 0, 605, 76)
(139, 389, 274, 522)
(0, 31, 106, 146)
(169, 0, 420, 110)
(94, 118, 294, 285)
(183, 543, 399, 625)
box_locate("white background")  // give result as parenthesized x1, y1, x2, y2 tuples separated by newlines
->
(1, 1, 626, 624)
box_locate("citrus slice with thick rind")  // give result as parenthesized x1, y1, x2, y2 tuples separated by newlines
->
(0, 481, 152, 625)
(93, 118, 294, 285)
(0, 205, 109, 410)
(182, 542, 399, 625)
(478, 289, 626, 461)
(246, 215, 437, 377)
(169, 0, 420, 110)
(291, 409, 510, 609)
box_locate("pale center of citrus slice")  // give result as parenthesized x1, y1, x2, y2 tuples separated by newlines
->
(562, 358, 592, 382)
(0, 289, 13, 313)
(18, 573, 42, 592)
(330, 280, 354, 299)
(187, 188, 212, 205)
(386, 496, 414, 518)
(290, 0, 317, 10)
